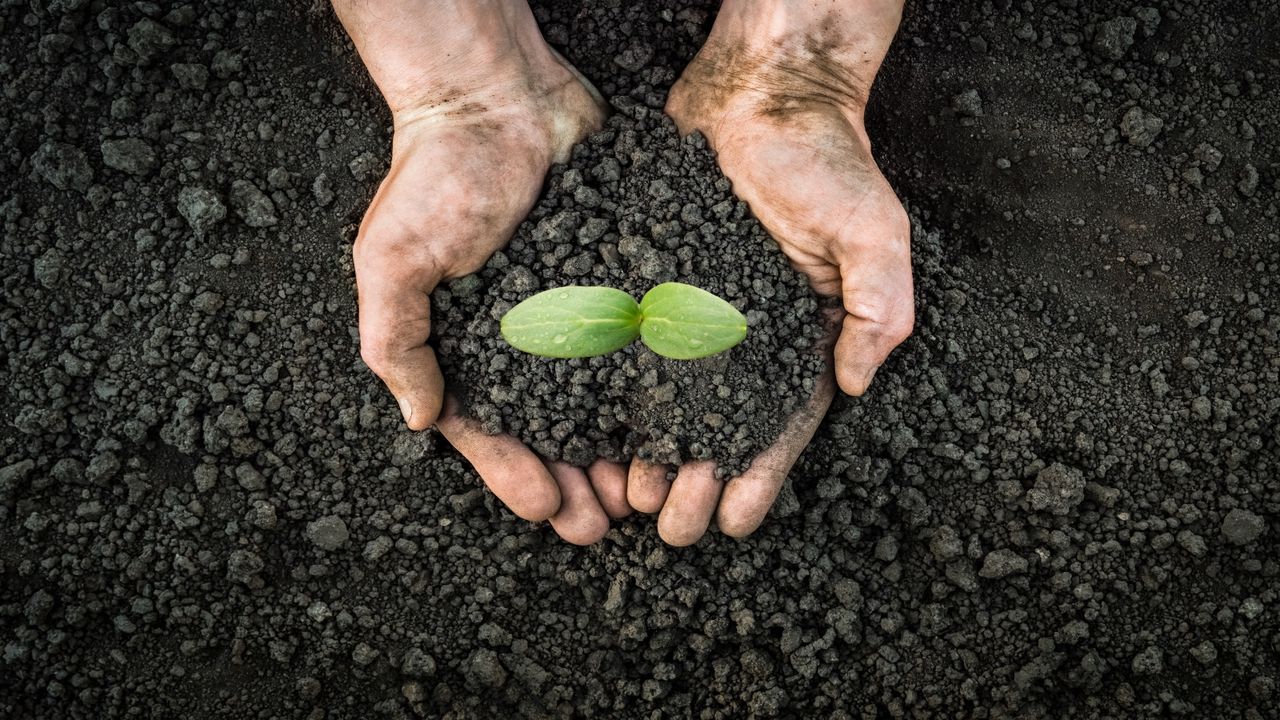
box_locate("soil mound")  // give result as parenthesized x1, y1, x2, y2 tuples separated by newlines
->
(436, 102, 829, 476)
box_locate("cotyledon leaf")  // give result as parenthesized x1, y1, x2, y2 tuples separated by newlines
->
(638, 282, 748, 360)
(500, 286, 642, 358)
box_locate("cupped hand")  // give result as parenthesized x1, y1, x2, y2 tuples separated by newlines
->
(627, 372, 836, 545)
(639, 0, 912, 545)
(352, 45, 628, 543)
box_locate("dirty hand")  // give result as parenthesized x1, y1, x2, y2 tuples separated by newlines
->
(333, 0, 628, 543)
(637, 0, 912, 544)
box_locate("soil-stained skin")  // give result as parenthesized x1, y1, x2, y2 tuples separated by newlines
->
(0, 0, 1277, 718)
(673, 21, 872, 124)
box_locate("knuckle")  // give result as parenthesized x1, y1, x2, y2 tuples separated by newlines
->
(845, 298, 893, 327)
(352, 217, 393, 268)
(354, 221, 444, 279)
(889, 202, 911, 237)
(358, 335, 396, 375)
(352, 237, 391, 278)
(886, 309, 915, 344)
(846, 298, 914, 345)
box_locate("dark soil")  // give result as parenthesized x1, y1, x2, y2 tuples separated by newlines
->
(435, 106, 828, 477)
(2, 1, 1278, 719)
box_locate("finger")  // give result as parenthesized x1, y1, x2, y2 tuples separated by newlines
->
(627, 458, 672, 514)
(835, 203, 913, 396)
(437, 399, 561, 521)
(718, 373, 835, 538)
(547, 462, 611, 546)
(657, 461, 721, 547)
(587, 460, 632, 519)
(355, 241, 444, 430)
(834, 310, 908, 395)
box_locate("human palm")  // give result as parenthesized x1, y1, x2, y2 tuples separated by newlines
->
(637, 18, 914, 545)
(352, 52, 633, 544)
(669, 95, 914, 393)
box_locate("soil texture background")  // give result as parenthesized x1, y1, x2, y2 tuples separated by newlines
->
(1, 1, 1278, 718)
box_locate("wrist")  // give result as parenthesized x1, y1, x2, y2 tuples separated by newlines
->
(702, 0, 905, 115)
(333, 0, 562, 114)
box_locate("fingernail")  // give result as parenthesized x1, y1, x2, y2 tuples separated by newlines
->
(397, 396, 413, 425)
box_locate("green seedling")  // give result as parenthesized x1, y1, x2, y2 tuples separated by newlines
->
(500, 282, 747, 360)
(499, 286, 642, 358)
(636, 282, 749, 360)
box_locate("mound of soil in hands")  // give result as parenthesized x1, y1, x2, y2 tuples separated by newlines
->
(435, 102, 828, 476)
(1, 0, 1278, 718)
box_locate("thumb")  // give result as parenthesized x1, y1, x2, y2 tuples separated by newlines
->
(355, 243, 445, 430)
(833, 204, 914, 396)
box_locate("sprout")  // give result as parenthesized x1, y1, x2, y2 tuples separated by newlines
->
(498, 286, 642, 358)
(500, 282, 747, 360)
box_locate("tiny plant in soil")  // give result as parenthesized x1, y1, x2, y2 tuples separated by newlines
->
(500, 282, 748, 360)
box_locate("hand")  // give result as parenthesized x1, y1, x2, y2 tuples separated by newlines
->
(639, 0, 912, 545)
(334, 0, 627, 543)
(627, 372, 836, 545)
